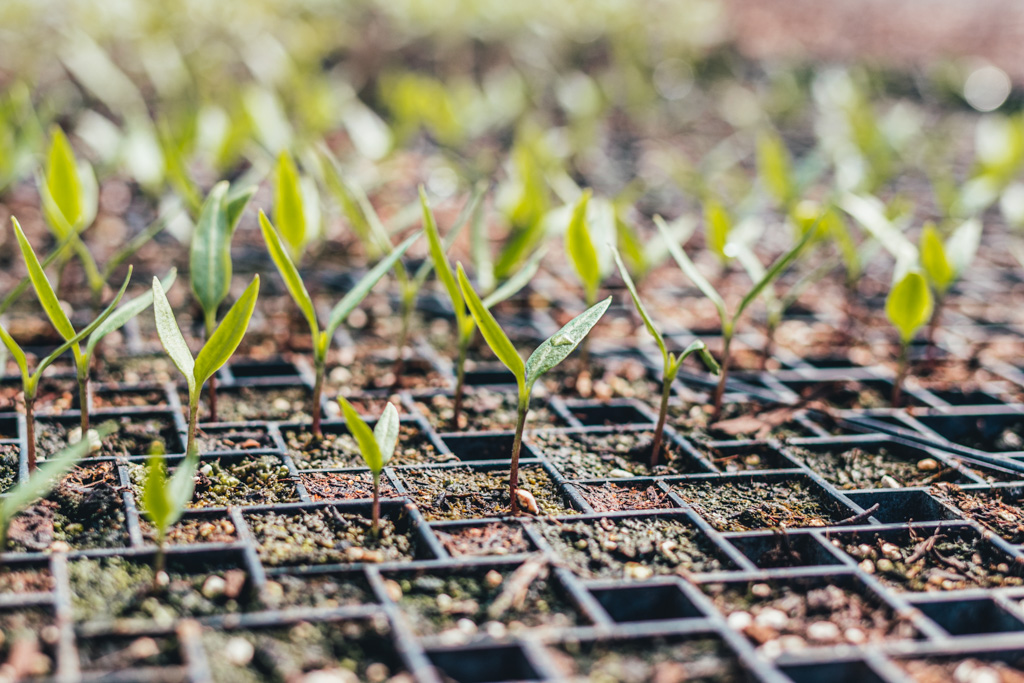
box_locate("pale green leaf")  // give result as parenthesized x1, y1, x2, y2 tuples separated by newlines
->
(190, 181, 233, 325)
(734, 218, 819, 323)
(886, 271, 934, 344)
(0, 323, 28, 385)
(482, 247, 545, 310)
(525, 297, 611, 389)
(470, 183, 493, 293)
(611, 244, 666, 366)
(757, 130, 794, 207)
(167, 445, 199, 524)
(12, 217, 75, 341)
(259, 211, 319, 342)
(566, 190, 600, 303)
(152, 276, 195, 395)
(655, 215, 727, 325)
(705, 199, 731, 262)
(421, 187, 464, 323)
(86, 269, 176, 358)
(194, 275, 260, 387)
(373, 402, 400, 468)
(945, 217, 981, 277)
(45, 126, 83, 229)
(339, 396, 384, 473)
(919, 223, 955, 294)
(224, 186, 256, 234)
(673, 339, 720, 377)
(274, 151, 307, 260)
(142, 451, 171, 531)
(457, 263, 525, 390)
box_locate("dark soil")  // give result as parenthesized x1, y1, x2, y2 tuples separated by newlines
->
(191, 385, 312, 422)
(261, 573, 376, 610)
(434, 522, 532, 557)
(0, 443, 18, 493)
(541, 356, 660, 401)
(537, 516, 732, 579)
(37, 414, 178, 459)
(931, 483, 1024, 543)
(91, 387, 169, 409)
(531, 430, 702, 479)
(286, 423, 447, 469)
(130, 456, 298, 509)
(397, 465, 575, 520)
(78, 634, 183, 674)
(788, 445, 957, 489)
(301, 471, 399, 501)
(246, 507, 415, 566)
(668, 402, 816, 442)
(575, 482, 673, 513)
(548, 636, 742, 683)
(414, 389, 564, 432)
(673, 480, 841, 532)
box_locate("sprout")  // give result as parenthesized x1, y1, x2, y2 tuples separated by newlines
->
(141, 440, 199, 579)
(457, 264, 609, 515)
(885, 271, 934, 407)
(1, 219, 132, 471)
(189, 181, 256, 422)
(421, 189, 541, 428)
(272, 150, 321, 263)
(611, 246, 719, 466)
(0, 422, 116, 552)
(152, 274, 260, 459)
(259, 210, 420, 437)
(757, 129, 797, 211)
(565, 190, 611, 370)
(919, 219, 981, 356)
(657, 215, 817, 421)
(338, 398, 400, 537)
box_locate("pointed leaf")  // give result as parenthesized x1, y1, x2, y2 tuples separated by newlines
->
(0, 324, 28, 385)
(152, 276, 195, 395)
(457, 264, 525, 390)
(421, 188, 465, 324)
(274, 151, 307, 260)
(45, 126, 84, 229)
(189, 181, 233, 324)
(705, 199, 731, 262)
(324, 232, 421, 341)
(12, 218, 75, 341)
(919, 223, 955, 294)
(655, 215, 727, 325)
(482, 247, 545, 310)
(339, 396, 384, 473)
(194, 275, 260, 387)
(566, 190, 600, 303)
(470, 184, 494, 293)
(373, 402, 400, 468)
(676, 339, 720, 375)
(611, 244, 666, 366)
(225, 186, 256, 234)
(734, 218, 819, 322)
(87, 269, 177, 358)
(141, 451, 171, 530)
(413, 187, 480, 289)
(258, 211, 319, 340)
(886, 271, 934, 344)
(167, 445, 199, 524)
(757, 130, 794, 207)
(525, 297, 611, 389)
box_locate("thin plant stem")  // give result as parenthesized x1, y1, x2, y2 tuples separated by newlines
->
(508, 395, 529, 515)
(892, 343, 909, 408)
(452, 337, 469, 429)
(204, 311, 218, 423)
(761, 318, 778, 372)
(392, 290, 414, 385)
(371, 470, 381, 538)
(711, 335, 732, 422)
(651, 371, 674, 467)
(77, 372, 90, 434)
(25, 395, 36, 472)
(153, 532, 166, 586)
(311, 362, 325, 438)
(186, 396, 200, 459)
(926, 295, 944, 363)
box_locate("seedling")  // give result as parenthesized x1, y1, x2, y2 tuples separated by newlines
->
(885, 270, 934, 407)
(190, 181, 256, 421)
(457, 264, 610, 515)
(258, 210, 420, 436)
(1, 220, 131, 471)
(612, 246, 720, 466)
(919, 219, 981, 355)
(0, 422, 116, 552)
(338, 397, 400, 536)
(565, 189, 611, 369)
(657, 215, 817, 421)
(152, 274, 260, 459)
(272, 150, 320, 262)
(421, 189, 542, 428)
(141, 440, 199, 579)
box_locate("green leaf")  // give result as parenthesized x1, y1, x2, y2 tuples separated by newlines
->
(919, 223, 955, 294)
(190, 181, 233, 328)
(655, 215, 727, 326)
(525, 297, 611, 389)
(373, 402, 400, 468)
(259, 211, 319, 343)
(945, 217, 982, 277)
(274, 151, 307, 260)
(0, 323, 28, 385)
(886, 271, 934, 344)
(339, 396, 384, 473)
(224, 186, 256, 235)
(457, 263, 525, 391)
(482, 247, 545, 310)
(611, 244, 666, 366)
(45, 126, 84, 229)
(11, 217, 75, 342)
(422, 187, 464, 320)
(87, 269, 177, 358)
(413, 189, 473, 289)
(194, 275, 260, 387)
(324, 232, 421, 342)
(674, 339, 720, 377)
(142, 451, 171, 531)
(469, 183, 494, 293)
(152, 276, 195, 395)
(705, 199, 731, 262)
(734, 218, 820, 323)
(757, 130, 794, 208)
(167, 445, 199, 521)
(566, 190, 600, 303)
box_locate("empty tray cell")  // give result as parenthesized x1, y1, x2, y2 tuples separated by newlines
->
(300, 470, 401, 502)
(590, 582, 704, 623)
(666, 400, 819, 442)
(729, 531, 844, 568)
(786, 439, 965, 489)
(915, 597, 1024, 636)
(228, 358, 302, 382)
(844, 489, 961, 524)
(568, 401, 653, 427)
(917, 412, 1024, 453)
(701, 442, 800, 473)
(187, 384, 312, 423)
(129, 454, 299, 508)
(531, 429, 707, 479)
(781, 659, 888, 683)
(535, 515, 735, 579)
(673, 475, 857, 532)
(897, 652, 1024, 682)
(78, 632, 184, 676)
(195, 424, 274, 452)
(442, 432, 539, 463)
(829, 525, 1023, 592)
(261, 569, 377, 610)
(38, 411, 182, 458)
(428, 643, 540, 683)
(284, 419, 444, 469)
(415, 390, 566, 432)
(89, 384, 170, 409)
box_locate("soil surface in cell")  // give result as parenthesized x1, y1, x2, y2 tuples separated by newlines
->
(532, 430, 702, 479)
(434, 522, 532, 557)
(415, 389, 564, 431)
(286, 423, 446, 469)
(673, 480, 841, 532)
(789, 445, 957, 489)
(548, 636, 742, 683)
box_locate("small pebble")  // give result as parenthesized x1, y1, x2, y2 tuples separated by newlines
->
(751, 583, 772, 598)
(755, 608, 788, 630)
(624, 562, 653, 580)
(859, 559, 875, 574)
(727, 611, 753, 630)
(225, 637, 254, 666)
(806, 621, 840, 642)
(607, 468, 634, 479)
(484, 570, 503, 588)
(384, 580, 403, 602)
(201, 575, 227, 599)
(844, 627, 867, 644)
(917, 458, 939, 472)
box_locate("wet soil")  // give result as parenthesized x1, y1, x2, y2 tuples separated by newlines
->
(531, 430, 702, 479)
(414, 389, 564, 432)
(537, 516, 732, 579)
(673, 480, 841, 532)
(246, 507, 415, 566)
(130, 456, 298, 509)
(788, 445, 957, 490)
(931, 483, 1024, 543)
(548, 636, 743, 683)
(397, 465, 575, 520)
(301, 471, 399, 501)
(434, 522, 532, 557)
(286, 424, 447, 469)
(575, 482, 674, 513)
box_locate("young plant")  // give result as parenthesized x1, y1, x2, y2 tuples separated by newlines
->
(141, 440, 199, 578)
(657, 215, 817, 421)
(152, 274, 260, 459)
(258, 210, 420, 437)
(1, 222, 131, 471)
(189, 181, 256, 422)
(337, 398, 399, 537)
(457, 264, 610, 515)
(0, 422, 116, 552)
(611, 246, 720, 466)
(422, 189, 543, 428)
(272, 150, 321, 263)
(885, 271, 934, 407)
(919, 219, 981, 355)
(565, 189, 611, 371)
